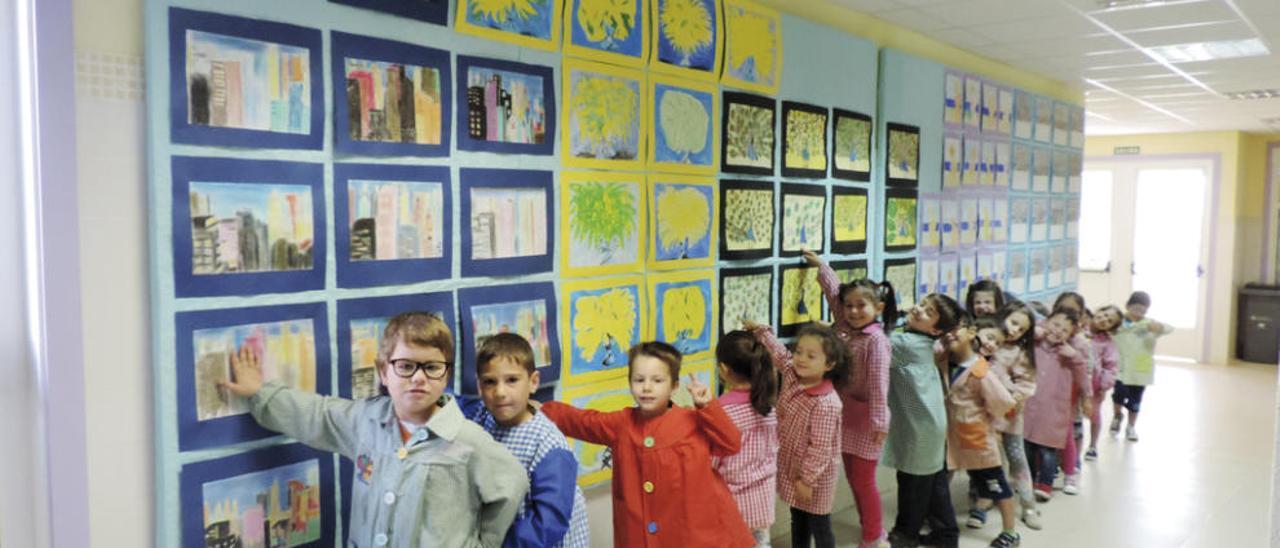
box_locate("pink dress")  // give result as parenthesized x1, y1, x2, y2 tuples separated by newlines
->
(712, 389, 779, 529)
(818, 261, 891, 460)
(1022, 340, 1090, 448)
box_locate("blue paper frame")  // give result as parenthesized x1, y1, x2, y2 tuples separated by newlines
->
(168, 8, 324, 149)
(333, 163, 452, 288)
(459, 168, 556, 277)
(171, 156, 326, 297)
(336, 291, 457, 399)
(331, 31, 452, 157)
(329, 0, 448, 25)
(455, 55, 557, 155)
(181, 443, 336, 548)
(457, 282, 562, 394)
(175, 302, 332, 451)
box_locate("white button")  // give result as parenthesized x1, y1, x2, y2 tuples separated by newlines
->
(383, 491, 396, 505)
(374, 533, 388, 546)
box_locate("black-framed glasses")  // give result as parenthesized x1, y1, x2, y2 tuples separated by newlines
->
(388, 359, 452, 379)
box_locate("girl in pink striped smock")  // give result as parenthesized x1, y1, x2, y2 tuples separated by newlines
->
(807, 251, 894, 548)
(713, 331, 781, 547)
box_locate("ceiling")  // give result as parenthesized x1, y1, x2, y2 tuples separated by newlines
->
(831, 0, 1280, 135)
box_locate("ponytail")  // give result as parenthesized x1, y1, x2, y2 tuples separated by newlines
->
(878, 281, 900, 329)
(716, 331, 778, 417)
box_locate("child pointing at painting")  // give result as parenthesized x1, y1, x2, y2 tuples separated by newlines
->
(223, 311, 529, 548)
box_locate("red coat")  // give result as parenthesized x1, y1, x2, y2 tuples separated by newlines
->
(542, 400, 755, 547)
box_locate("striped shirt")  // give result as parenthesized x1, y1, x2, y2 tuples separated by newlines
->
(816, 264, 892, 460)
(712, 389, 778, 529)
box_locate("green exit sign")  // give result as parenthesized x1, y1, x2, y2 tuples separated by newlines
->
(1114, 146, 1141, 155)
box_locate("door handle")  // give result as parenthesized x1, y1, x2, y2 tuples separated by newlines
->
(1103, 261, 1111, 273)
(1197, 265, 1204, 278)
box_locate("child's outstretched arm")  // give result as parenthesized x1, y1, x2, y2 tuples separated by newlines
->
(502, 448, 579, 548)
(471, 444, 532, 548)
(745, 321, 793, 376)
(539, 401, 623, 446)
(808, 250, 845, 324)
(687, 376, 743, 456)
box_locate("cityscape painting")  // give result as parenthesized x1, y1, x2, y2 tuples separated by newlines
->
(458, 282, 562, 392)
(192, 318, 318, 421)
(335, 292, 456, 400)
(331, 32, 451, 156)
(334, 164, 451, 288)
(460, 169, 555, 276)
(457, 56, 554, 154)
(188, 182, 315, 275)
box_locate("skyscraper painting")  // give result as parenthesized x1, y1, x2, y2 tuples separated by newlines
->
(344, 57, 442, 145)
(185, 30, 312, 134)
(464, 66, 547, 146)
(188, 182, 315, 275)
(346, 180, 444, 262)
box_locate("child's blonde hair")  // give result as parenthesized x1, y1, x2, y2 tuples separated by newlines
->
(376, 312, 454, 395)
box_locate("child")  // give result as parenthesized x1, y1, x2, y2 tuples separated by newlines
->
(1111, 291, 1174, 442)
(459, 333, 590, 547)
(966, 279, 1006, 317)
(987, 304, 1041, 529)
(941, 314, 1019, 548)
(223, 312, 529, 547)
(1021, 309, 1091, 502)
(712, 331, 780, 547)
(1085, 306, 1122, 459)
(882, 294, 965, 548)
(540, 342, 755, 547)
(806, 251, 894, 548)
(747, 321, 846, 548)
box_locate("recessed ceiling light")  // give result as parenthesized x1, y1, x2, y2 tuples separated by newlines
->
(1147, 38, 1270, 63)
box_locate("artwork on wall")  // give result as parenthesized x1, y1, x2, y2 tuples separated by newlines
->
(831, 185, 868, 255)
(720, 266, 773, 334)
(181, 443, 335, 548)
(1008, 249, 1028, 296)
(1050, 198, 1066, 240)
(832, 109, 873, 182)
(978, 197, 993, 245)
(780, 183, 826, 256)
(562, 276, 646, 386)
(964, 75, 982, 131)
(1013, 89, 1033, 141)
(331, 32, 451, 157)
(1011, 142, 1031, 191)
(1034, 96, 1053, 143)
(920, 195, 940, 253)
(981, 81, 999, 133)
(992, 250, 1007, 286)
(997, 87, 1014, 135)
(721, 0, 781, 94)
(1052, 150, 1069, 193)
(456, 0, 563, 50)
(994, 140, 1011, 187)
(719, 178, 775, 260)
(561, 171, 645, 277)
(336, 292, 455, 400)
(944, 71, 964, 127)
(649, 175, 717, 269)
(940, 198, 960, 251)
(455, 55, 556, 155)
(172, 156, 326, 298)
(781, 101, 829, 179)
(980, 140, 996, 185)
(649, 270, 716, 361)
(1053, 101, 1070, 147)
(959, 197, 977, 247)
(1069, 152, 1083, 192)
(459, 168, 554, 277)
(886, 123, 920, 187)
(564, 0, 649, 67)
(1068, 198, 1080, 239)
(1070, 106, 1085, 148)
(1010, 198, 1030, 244)
(943, 134, 962, 188)
(1030, 247, 1048, 292)
(977, 251, 993, 282)
(562, 377, 632, 486)
(1048, 245, 1065, 288)
(830, 259, 868, 285)
(961, 136, 980, 186)
(458, 283, 560, 393)
(1032, 146, 1051, 192)
(777, 264, 821, 337)
(168, 8, 324, 149)
(333, 163, 450, 288)
(562, 59, 647, 170)
(329, 0, 448, 25)
(938, 255, 959, 301)
(884, 188, 918, 253)
(1066, 245, 1079, 284)
(957, 251, 977, 297)
(176, 303, 331, 451)
(1031, 198, 1049, 242)
(648, 74, 718, 174)
(721, 91, 775, 175)
(991, 196, 1009, 243)
(918, 256, 939, 300)
(650, 0, 723, 82)
(884, 258, 918, 310)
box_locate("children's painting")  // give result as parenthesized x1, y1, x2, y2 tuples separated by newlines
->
(884, 190, 918, 252)
(961, 137, 980, 186)
(345, 316, 389, 400)
(561, 171, 644, 277)
(333, 163, 451, 288)
(920, 195, 940, 252)
(649, 271, 715, 361)
(460, 168, 554, 276)
(941, 199, 960, 252)
(187, 182, 316, 276)
(336, 292, 455, 399)
(1008, 249, 1028, 295)
(562, 60, 646, 170)
(459, 283, 561, 392)
(171, 9, 323, 149)
(720, 179, 774, 260)
(1013, 89, 1033, 141)
(995, 141, 1011, 186)
(649, 176, 717, 270)
(1053, 102, 1070, 146)
(1050, 198, 1067, 240)
(649, 76, 717, 174)
(938, 256, 959, 300)
(831, 186, 868, 255)
(944, 71, 963, 126)
(329, 0, 448, 25)
(830, 259, 868, 285)
(564, 377, 633, 486)
(1052, 150, 1069, 193)
(650, 0, 722, 82)
(780, 184, 825, 256)
(332, 32, 449, 156)
(564, 0, 648, 66)
(455, 0, 562, 50)
(721, 91, 775, 175)
(781, 102, 828, 179)
(964, 75, 982, 130)
(832, 109, 872, 181)
(778, 265, 821, 337)
(1032, 147, 1051, 192)
(1048, 245, 1065, 288)
(998, 87, 1014, 135)
(1012, 143, 1031, 191)
(1031, 198, 1049, 242)
(918, 257, 938, 301)
(720, 267, 772, 334)
(1035, 96, 1053, 143)
(721, 0, 780, 94)
(1030, 247, 1048, 292)
(943, 135, 961, 188)
(1010, 198, 1029, 244)
(886, 123, 920, 186)
(884, 259, 917, 310)
(562, 276, 645, 385)
(456, 55, 555, 155)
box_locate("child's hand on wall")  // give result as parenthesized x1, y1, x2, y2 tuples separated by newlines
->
(222, 344, 265, 398)
(742, 320, 766, 332)
(685, 375, 712, 409)
(801, 249, 822, 268)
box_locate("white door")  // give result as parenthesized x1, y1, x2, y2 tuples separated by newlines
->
(1076, 157, 1214, 362)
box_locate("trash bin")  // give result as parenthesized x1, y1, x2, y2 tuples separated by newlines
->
(1236, 283, 1280, 364)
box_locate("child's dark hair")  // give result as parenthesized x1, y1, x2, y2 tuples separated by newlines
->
(1053, 291, 1086, 314)
(628, 341, 682, 381)
(795, 323, 852, 390)
(920, 293, 966, 335)
(1027, 300, 1050, 318)
(999, 302, 1038, 371)
(1095, 305, 1124, 333)
(1127, 291, 1151, 308)
(974, 316, 1003, 333)
(965, 280, 1006, 316)
(716, 331, 778, 416)
(476, 332, 536, 375)
(838, 278, 900, 328)
(1050, 307, 1081, 327)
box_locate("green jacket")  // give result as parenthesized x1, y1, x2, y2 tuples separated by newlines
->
(1115, 319, 1174, 386)
(882, 330, 948, 476)
(250, 381, 530, 547)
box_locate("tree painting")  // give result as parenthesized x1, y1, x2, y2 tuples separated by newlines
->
(567, 378, 632, 485)
(723, 0, 777, 90)
(834, 115, 871, 174)
(724, 188, 772, 251)
(782, 193, 824, 252)
(885, 196, 917, 248)
(657, 281, 710, 356)
(463, 0, 555, 40)
(833, 194, 867, 243)
(784, 109, 826, 171)
(654, 184, 712, 260)
(721, 271, 770, 334)
(780, 266, 820, 329)
(576, 0, 637, 50)
(655, 86, 711, 165)
(888, 126, 919, 181)
(658, 0, 714, 67)
(568, 180, 638, 266)
(725, 101, 773, 169)
(571, 286, 638, 369)
(834, 264, 868, 285)
(885, 263, 917, 310)
(569, 68, 641, 161)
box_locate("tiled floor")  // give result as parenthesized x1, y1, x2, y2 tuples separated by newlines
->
(768, 360, 1278, 548)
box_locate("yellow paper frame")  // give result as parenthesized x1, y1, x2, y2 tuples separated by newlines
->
(455, 0, 564, 51)
(647, 269, 717, 363)
(562, 376, 633, 487)
(560, 171, 648, 277)
(561, 275, 648, 387)
(648, 0, 724, 83)
(720, 0, 781, 95)
(562, 0, 650, 67)
(646, 73, 719, 175)
(646, 174, 719, 271)
(561, 59, 649, 171)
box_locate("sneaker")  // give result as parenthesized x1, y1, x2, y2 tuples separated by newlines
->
(887, 530, 919, 548)
(859, 536, 892, 548)
(989, 531, 1021, 547)
(1126, 426, 1139, 441)
(966, 508, 988, 529)
(1033, 484, 1052, 502)
(1063, 474, 1080, 495)
(1021, 508, 1043, 530)
(1110, 413, 1123, 434)
(1084, 448, 1098, 460)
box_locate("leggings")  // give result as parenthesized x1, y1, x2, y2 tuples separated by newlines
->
(1001, 432, 1036, 509)
(790, 507, 834, 548)
(1062, 426, 1078, 476)
(842, 454, 884, 543)
(1025, 440, 1059, 488)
